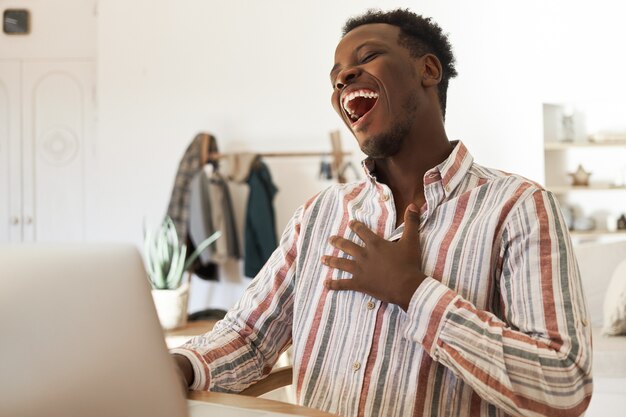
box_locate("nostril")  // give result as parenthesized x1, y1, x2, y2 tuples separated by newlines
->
(335, 81, 345, 90)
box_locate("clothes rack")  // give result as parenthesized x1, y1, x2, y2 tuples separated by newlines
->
(206, 130, 352, 183)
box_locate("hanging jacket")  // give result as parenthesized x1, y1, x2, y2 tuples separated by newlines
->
(188, 166, 241, 267)
(166, 133, 215, 243)
(244, 160, 278, 277)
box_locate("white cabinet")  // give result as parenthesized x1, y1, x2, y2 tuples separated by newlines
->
(543, 103, 626, 241)
(0, 60, 95, 243)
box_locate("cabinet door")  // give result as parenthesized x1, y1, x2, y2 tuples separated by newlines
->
(21, 61, 95, 242)
(0, 61, 21, 242)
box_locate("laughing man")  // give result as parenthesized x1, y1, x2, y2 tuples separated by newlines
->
(172, 9, 592, 417)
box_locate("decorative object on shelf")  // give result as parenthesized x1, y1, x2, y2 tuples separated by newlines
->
(618, 214, 626, 231)
(589, 132, 626, 143)
(568, 164, 592, 186)
(144, 216, 221, 330)
(561, 106, 575, 142)
(606, 215, 618, 232)
(573, 217, 596, 232)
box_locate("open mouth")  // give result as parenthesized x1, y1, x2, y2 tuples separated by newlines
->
(342, 89, 379, 125)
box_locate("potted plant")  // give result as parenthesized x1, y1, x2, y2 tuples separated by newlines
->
(144, 216, 221, 330)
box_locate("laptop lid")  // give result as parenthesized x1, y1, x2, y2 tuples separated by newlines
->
(0, 243, 188, 417)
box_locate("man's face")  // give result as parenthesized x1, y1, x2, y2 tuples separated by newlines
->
(330, 23, 423, 158)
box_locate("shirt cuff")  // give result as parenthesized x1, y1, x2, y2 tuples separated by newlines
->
(170, 347, 211, 391)
(404, 277, 459, 356)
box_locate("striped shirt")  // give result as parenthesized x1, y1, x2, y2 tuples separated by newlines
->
(171, 141, 593, 417)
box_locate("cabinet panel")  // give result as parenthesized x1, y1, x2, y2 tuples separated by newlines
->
(0, 61, 21, 242)
(22, 61, 94, 242)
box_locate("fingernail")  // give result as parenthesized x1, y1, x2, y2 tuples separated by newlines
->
(408, 203, 419, 213)
(321, 256, 328, 265)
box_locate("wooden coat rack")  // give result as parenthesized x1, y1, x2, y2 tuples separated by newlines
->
(204, 130, 351, 183)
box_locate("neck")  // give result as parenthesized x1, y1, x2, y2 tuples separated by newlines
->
(374, 128, 452, 203)
(371, 118, 453, 228)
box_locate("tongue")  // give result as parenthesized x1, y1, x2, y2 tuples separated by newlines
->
(352, 96, 377, 118)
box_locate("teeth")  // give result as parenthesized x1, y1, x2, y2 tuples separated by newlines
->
(342, 89, 379, 117)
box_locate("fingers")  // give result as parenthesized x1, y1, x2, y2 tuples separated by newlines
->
(328, 236, 364, 257)
(349, 220, 380, 245)
(321, 255, 356, 274)
(324, 277, 358, 291)
(401, 204, 421, 244)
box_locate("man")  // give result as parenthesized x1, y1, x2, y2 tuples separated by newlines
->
(172, 9, 592, 417)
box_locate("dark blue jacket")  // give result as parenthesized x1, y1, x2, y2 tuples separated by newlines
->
(244, 161, 278, 277)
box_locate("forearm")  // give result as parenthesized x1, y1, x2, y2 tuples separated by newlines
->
(170, 206, 303, 391)
(405, 278, 592, 416)
(172, 353, 193, 389)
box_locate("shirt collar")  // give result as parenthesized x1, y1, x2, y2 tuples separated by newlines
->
(360, 140, 474, 196)
(430, 141, 473, 196)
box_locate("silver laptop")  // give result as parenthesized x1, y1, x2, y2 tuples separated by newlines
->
(0, 244, 301, 417)
(0, 244, 189, 417)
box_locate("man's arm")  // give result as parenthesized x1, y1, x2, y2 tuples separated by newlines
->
(403, 190, 592, 416)
(169, 205, 304, 392)
(324, 191, 592, 416)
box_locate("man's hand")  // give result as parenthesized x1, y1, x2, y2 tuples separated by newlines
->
(322, 204, 427, 311)
(172, 354, 193, 393)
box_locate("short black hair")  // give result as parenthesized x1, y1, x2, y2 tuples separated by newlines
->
(343, 9, 458, 118)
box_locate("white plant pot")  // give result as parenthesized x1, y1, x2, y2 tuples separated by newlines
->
(151, 282, 189, 330)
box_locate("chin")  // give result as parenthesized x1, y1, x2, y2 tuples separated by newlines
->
(359, 128, 406, 159)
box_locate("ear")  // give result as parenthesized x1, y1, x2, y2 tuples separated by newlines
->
(421, 54, 443, 87)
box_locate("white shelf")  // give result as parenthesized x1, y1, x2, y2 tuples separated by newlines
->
(543, 104, 626, 245)
(545, 141, 626, 150)
(570, 230, 626, 239)
(547, 185, 626, 193)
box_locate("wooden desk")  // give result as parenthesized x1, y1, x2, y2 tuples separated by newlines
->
(188, 391, 339, 417)
(165, 320, 217, 348)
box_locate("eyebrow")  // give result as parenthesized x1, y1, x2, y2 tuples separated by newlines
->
(329, 41, 383, 80)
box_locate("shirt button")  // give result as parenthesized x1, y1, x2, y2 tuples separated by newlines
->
(380, 194, 390, 202)
(366, 301, 375, 310)
(581, 318, 589, 327)
(352, 361, 361, 371)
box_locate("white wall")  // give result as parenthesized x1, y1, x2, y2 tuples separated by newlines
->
(93, 0, 626, 309)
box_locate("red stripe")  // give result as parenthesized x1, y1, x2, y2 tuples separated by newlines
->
(185, 349, 212, 390)
(533, 192, 563, 350)
(442, 142, 467, 187)
(453, 298, 555, 350)
(422, 289, 457, 352)
(470, 391, 482, 416)
(454, 298, 505, 327)
(492, 183, 532, 248)
(295, 184, 367, 398)
(432, 191, 470, 280)
(412, 353, 434, 417)
(357, 304, 387, 416)
(245, 229, 299, 328)
(440, 343, 591, 416)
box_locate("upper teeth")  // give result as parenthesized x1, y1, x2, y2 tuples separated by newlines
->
(342, 89, 379, 116)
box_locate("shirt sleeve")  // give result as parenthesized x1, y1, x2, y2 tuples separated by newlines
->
(403, 189, 593, 416)
(170, 205, 303, 392)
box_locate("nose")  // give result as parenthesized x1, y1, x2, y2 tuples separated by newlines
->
(335, 66, 361, 90)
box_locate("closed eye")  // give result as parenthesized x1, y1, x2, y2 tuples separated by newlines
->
(360, 52, 379, 64)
